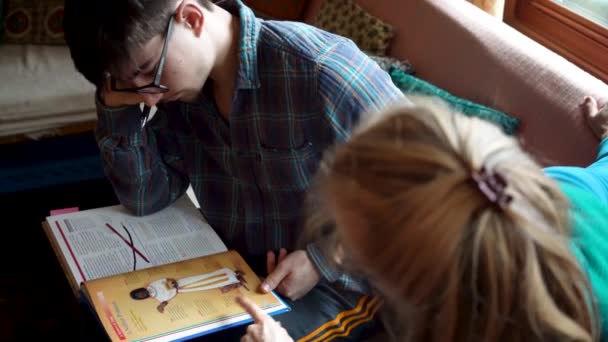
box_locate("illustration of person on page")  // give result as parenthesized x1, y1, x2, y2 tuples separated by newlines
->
(129, 268, 249, 313)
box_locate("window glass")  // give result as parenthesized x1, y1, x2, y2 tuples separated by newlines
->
(552, 0, 608, 27)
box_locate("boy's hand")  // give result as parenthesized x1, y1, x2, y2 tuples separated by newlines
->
(266, 248, 288, 275)
(261, 250, 320, 301)
(236, 296, 293, 342)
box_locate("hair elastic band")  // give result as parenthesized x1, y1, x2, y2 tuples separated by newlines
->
(471, 167, 513, 208)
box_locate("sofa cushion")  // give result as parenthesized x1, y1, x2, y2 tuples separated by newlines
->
(0, 44, 96, 136)
(311, 0, 395, 56)
(3, 0, 65, 45)
(389, 67, 520, 135)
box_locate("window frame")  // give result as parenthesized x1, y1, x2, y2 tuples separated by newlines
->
(504, 0, 608, 84)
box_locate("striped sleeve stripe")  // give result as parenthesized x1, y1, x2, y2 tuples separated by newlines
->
(297, 295, 383, 342)
(315, 298, 383, 342)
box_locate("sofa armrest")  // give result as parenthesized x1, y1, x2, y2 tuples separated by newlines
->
(304, 0, 608, 166)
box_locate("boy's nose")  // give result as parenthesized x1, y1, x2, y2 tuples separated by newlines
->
(141, 93, 163, 107)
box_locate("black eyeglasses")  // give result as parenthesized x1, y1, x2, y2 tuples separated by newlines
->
(110, 16, 175, 94)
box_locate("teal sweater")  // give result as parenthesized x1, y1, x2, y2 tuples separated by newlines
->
(563, 183, 608, 339)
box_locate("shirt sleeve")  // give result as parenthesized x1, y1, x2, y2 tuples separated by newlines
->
(306, 241, 372, 294)
(305, 241, 341, 282)
(317, 39, 409, 144)
(306, 40, 407, 284)
(95, 94, 189, 216)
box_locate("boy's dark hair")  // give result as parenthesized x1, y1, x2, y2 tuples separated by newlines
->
(63, 0, 212, 87)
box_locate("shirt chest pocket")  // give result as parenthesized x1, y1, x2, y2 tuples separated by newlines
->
(254, 141, 318, 192)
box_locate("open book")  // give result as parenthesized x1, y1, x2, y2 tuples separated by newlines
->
(42, 195, 290, 342)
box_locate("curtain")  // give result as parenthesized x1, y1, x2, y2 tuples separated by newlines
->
(468, 0, 505, 19)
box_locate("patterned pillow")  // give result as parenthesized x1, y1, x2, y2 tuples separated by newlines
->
(312, 0, 395, 56)
(3, 0, 65, 45)
(368, 54, 414, 74)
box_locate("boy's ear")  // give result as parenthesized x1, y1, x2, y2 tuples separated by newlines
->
(175, 0, 205, 37)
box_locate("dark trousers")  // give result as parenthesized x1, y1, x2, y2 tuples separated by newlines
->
(198, 254, 383, 341)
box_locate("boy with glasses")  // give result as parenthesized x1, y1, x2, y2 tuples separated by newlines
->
(63, 0, 407, 340)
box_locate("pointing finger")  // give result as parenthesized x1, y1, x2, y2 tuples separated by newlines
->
(236, 295, 271, 323)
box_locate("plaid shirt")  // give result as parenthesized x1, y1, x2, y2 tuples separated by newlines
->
(95, 0, 406, 292)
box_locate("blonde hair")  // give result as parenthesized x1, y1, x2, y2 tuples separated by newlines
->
(307, 96, 598, 341)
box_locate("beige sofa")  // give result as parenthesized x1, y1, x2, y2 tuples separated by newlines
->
(2, 0, 608, 166)
(304, 0, 608, 167)
(0, 44, 96, 141)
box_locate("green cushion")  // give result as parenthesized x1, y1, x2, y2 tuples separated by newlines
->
(388, 67, 520, 135)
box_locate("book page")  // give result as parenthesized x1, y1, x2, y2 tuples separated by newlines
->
(83, 250, 290, 342)
(45, 195, 227, 289)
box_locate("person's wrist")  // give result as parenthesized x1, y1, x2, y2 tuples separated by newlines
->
(96, 88, 112, 108)
(99, 89, 108, 106)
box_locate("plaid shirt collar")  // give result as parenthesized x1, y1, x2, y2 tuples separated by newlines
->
(219, 0, 261, 90)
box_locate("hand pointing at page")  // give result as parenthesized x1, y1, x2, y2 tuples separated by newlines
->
(236, 296, 294, 342)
